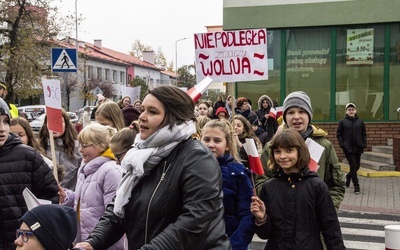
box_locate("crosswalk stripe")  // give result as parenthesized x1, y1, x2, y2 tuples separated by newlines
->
(341, 227, 384, 237)
(343, 240, 383, 250)
(339, 216, 400, 226)
(250, 212, 400, 250)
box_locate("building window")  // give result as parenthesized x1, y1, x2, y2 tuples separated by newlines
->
(88, 66, 93, 79)
(112, 70, 117, 82)
(237, 30, 282, 110)
(390, 23, 400, 121)
(336, 25, 384, 121)
(120, 71, 125, 84)
(128, 74, 132, 82)
(105, 69, 109, 81)
(97, 67, 102, 80)
(285, 27, 332, 121)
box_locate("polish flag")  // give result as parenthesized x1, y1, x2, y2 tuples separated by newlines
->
(275, 106, 283, 118)
(244, 138, 265, 175)
(186, 77, 213, 102)
(305, 138, 325, 172)
(269, 108, 278, 119)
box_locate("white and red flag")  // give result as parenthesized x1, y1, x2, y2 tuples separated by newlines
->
(269, 107, 277, 119)
(305, 138, 325, 172)
(276, 106, 283, 118)
(269, 106, 283, 119)
(244, 138, 265, 175)
(186, 76, 213, 102)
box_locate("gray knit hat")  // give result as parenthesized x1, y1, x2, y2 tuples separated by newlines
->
(282, 91, 313, 124)
(0, 97, 10, 124)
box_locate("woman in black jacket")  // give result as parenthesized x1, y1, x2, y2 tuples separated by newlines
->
(75, 86, 231, 250)
(255, 95, 278, 140)
(0, 98, 59, 250)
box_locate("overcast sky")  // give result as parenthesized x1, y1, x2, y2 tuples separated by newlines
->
(56, 0, 223, 69)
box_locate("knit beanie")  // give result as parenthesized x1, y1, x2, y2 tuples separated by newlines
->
(0, 97, 10, 124)
(282, 91, 313, 124)
(215, 107, 228, 118)
(248, 114, 260, 126)
(20, 204, 77, 250)
(0, 82, 6, 90)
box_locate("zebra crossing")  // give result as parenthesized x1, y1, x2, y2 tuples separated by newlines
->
(249, 210, 400, 250)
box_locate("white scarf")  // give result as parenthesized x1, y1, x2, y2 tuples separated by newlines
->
(113, 120, 196, 218)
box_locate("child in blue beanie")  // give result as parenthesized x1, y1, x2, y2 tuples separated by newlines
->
(15, 204, 77, 250)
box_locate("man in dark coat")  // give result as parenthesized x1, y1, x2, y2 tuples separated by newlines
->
(337, 102, 367, 194)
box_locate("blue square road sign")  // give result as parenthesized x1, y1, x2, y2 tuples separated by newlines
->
(52, 48, 77, 73)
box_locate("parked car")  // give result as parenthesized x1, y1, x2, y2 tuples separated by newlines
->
(17, 105, 46, 122)
(29, 112, 78, 134)
(67, 112, 78, 124)
(29, 113, 46, 134)
(76, 106, 96, 120)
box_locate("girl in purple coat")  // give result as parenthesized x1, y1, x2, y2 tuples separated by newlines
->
(59, 123, 123, 249)
(201, 119, 254, 250)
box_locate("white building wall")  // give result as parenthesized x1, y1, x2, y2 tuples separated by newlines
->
(69, 58, 127, 111)
(134, 66, 162, 89)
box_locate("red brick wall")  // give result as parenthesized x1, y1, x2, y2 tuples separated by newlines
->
(394, 136, 400, 170)
(314, 122, 400, 163)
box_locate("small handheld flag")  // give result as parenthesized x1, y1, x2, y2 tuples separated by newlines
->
(186, 77, 213, 102)
(244, 138, 265, 175)
(305, 138, 325, 172)
(269, 107, 277, 119)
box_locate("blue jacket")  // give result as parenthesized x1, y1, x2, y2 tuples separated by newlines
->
(218, 155, 254, 250)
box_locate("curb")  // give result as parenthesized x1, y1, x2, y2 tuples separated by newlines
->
(340, 164, 400, 178)
(339, 204, 400, 215)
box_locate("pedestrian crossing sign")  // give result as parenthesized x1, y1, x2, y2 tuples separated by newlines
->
(52, 48, 77, 73)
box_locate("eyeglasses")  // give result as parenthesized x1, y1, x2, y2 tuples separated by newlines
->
(114, 151, 128, 162)
(16, 229, 34, 242)
(79, 143, 93, 149)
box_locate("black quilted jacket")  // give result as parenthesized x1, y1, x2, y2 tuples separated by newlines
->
(0, 133, 59, 249)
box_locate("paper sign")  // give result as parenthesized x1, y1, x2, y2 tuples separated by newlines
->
(42, 78, 62, 133)
(194, 29, 269, 82)
(23, 188, 52, 211)
(305, 138, 325, 172)
(121, 85, 141, 102)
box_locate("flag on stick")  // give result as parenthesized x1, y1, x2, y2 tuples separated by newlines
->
(275, 106, 283, 118)
(244, 138, 265, 175)
(269, 107, 277, 119)
(305, 138, 325, 172)
(186, 76, 213, 102)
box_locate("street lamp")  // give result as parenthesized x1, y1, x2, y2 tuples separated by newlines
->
(175, 37, 187, 85)
(75, 0, 78, 56)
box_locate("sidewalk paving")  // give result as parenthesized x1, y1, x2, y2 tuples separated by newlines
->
(340, 164, 400, 215)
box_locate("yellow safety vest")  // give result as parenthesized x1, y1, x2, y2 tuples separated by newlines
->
(9, 103, 19, 118)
